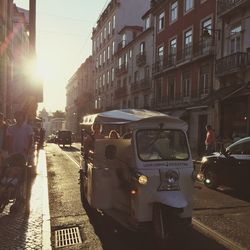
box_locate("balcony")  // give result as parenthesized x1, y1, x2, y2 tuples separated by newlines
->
(131, 78, 151, 93)
(114, 85, 127, 98)
(131, 82, 140, 93)
(115, 64, 128, 77)
(153, 39, 214, 75)
(136, 53, 146, 67)
(216, 52, 250, 77)
(217, 0, 249, 17)
(140, 78, 151, 91)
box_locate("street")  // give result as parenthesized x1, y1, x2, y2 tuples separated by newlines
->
(46, 143, 250, 250)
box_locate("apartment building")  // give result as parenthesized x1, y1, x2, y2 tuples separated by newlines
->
(215, 0, 250, 140)
(11, 5, 30, 115)
(149, 0, 216, 154)
(92, 0, 150, 111)
(66, 56, 94, 135)
(0, 0, 13, 116)
(114, 13, 154, 109)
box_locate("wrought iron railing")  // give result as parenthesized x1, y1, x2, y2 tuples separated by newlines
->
(217, 0, 248, 16)
(216, 52, 250, 75)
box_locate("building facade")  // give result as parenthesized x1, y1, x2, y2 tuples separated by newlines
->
(149, 0, 216, 155)
(92, 0, 151, 111)
(215, 0, 250, 141)
(66, 56, 94, 136)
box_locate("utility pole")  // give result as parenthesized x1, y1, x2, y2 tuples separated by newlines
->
(29, 0, 36, 57)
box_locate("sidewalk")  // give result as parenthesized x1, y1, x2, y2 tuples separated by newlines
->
(0, 149, 51, 250)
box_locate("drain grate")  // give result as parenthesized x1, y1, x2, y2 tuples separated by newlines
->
(55, 227, 82, 248)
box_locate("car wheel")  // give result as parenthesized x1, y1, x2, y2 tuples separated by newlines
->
(204, 169, 219, 189)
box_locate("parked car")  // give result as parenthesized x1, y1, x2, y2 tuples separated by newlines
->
(57, 130, 72, 147)
(197, 137, 250, 191)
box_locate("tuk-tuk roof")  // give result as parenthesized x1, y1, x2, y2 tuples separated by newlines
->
(81, 109, 187, 131)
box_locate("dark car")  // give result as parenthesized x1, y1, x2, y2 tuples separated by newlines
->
(197, 137, 250, 191)
(57, 130, 72, 147)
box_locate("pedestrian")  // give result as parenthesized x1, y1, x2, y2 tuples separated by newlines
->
(205, 125, 216, 155)
(109, 130, 120, 139)
(7, 110, 34, 160)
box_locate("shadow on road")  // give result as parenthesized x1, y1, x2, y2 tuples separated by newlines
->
(81, 199, 227, 250)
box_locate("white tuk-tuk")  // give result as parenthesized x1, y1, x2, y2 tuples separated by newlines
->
(79, 109, 194, 244)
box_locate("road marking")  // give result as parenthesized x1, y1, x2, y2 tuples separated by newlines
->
(61, 150, 80, 169)
(192, 218, 245, 250)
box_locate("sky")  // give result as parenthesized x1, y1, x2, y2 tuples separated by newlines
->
(13, 0, 108, 112)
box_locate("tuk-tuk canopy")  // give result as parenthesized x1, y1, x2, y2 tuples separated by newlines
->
(81, 109, 188, 131)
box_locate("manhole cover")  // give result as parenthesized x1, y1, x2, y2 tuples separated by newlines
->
(55, 227, 82, 248)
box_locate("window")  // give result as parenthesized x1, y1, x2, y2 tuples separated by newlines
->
(157, 46, 164, 67)
(95, 58, 98, 68)
(122, 33, 126, 48)
(144, 95, 149, 107)
(107, 71, 110, 84)
(118, 57, 122, 69)
(169, 38, 177, 64)
(140, 42, 145, 55)
(102, 74, 105, 86)
(112, 15, 116, 30)
(202, 18, 212, 36)
(182, 72, 191, 98)
(168, 77, 175, 103)
(129, 49, 133, 58)
(158, 12, 165, 32)
(199, 64, 209, 96)
(229, 24, 242, 54)
(184, 0, 193, 13)
(184, 29, 192, 57)
(104, 27, 107, 40)
(134, 96, 139, 108)
(170, 1, 178, 22)
(103, 50, 106, 63)
(112, 41, 115, 55)
(134, 71, 139, 82)
(124, 53, 128, 67)
(108, 21, 111, 35)
(100, 32, 103, 44)
(99, 54, 102, 66)
(107, 46, 110, 60)
(111, 68, 115, 82)
(145, 17, 150, 29)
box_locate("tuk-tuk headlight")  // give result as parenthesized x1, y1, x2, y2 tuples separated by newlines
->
(138, 175, 148, 185)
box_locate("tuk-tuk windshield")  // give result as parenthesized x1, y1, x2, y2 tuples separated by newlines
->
(136, 129, 189, 161)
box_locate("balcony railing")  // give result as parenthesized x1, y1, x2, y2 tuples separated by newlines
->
(114, 85, 127, 98)
(217, 0, 248, 16)
(131, 82, 140, 93)
(115, 64, 128, 76)
(153, 38, 214, 74)
(136, 53, 146, 66)
(131, 78, 151, 93)
(216, 52, 250, 76)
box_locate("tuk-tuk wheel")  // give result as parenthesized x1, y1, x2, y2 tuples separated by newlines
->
(152, 203, 174, 247)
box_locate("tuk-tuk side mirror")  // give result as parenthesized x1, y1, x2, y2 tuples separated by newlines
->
(221, 145, 230, 157)
(105, 145, 117, 160)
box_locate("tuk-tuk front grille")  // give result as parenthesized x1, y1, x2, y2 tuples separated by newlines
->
(54, 227, 82, 248)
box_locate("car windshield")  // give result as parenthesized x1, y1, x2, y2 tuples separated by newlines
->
(136, 129, 189, 161)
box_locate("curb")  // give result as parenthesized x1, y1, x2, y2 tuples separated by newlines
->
(36, 150, 52, 250)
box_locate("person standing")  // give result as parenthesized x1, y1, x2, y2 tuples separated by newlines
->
(7, 111, 34, 160)
(205, 125, 216, 155)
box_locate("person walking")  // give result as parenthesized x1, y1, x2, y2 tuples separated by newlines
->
(7, 111, 34, 160)
(205, 125, 216, 155)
